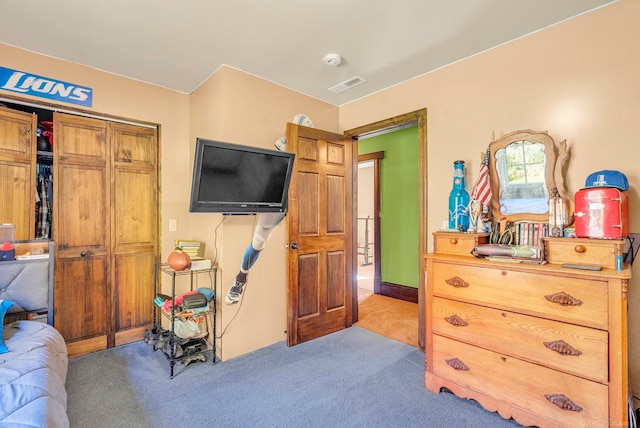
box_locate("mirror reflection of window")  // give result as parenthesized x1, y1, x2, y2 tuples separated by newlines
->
(496, 141, 549, 215)
(506, 142, 545, 185)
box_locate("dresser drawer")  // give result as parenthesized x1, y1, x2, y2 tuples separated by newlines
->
(431, 262, 608, 329)
(431, 297, 608, 383)
(433, 232, 489, 257)
(543, 237, 623, 269)
(431, 335, 608, 428)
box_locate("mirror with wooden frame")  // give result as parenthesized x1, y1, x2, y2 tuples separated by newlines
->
(488, 130, 572, 226)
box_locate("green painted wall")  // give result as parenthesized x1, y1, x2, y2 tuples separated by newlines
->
(358, 126, 419, 288)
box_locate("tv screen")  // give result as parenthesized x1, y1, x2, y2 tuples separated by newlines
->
(189, 139, 295, 214)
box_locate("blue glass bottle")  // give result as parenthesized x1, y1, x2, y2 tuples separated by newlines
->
(448, 160, 470, 231)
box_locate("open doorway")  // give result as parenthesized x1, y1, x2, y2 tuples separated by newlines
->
(357, 159, 375, 302)
(345, 109, 427, 350)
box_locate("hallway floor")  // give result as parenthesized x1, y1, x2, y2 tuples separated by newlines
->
(357, 261, 374, 302)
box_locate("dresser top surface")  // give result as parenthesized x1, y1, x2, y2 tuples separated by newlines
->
(425, 253, 631, 280)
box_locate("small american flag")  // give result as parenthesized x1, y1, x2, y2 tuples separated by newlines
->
(471, 151, 492, 206)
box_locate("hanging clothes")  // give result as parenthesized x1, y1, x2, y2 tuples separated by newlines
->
(35, 163, 52, 239)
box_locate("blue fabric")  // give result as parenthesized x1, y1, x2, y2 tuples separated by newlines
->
(240, 245, 261, 271)
(197, 287, 214, 302)
(0, 299, 14, 353)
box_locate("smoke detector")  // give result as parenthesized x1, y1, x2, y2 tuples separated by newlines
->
(322, 53, 342, 66)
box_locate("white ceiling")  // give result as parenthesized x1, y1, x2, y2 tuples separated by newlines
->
(0, 0, 616, 106)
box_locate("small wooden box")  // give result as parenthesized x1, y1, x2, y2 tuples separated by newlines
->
(432, 231, 489, 257)
(543, 237, 624, 269)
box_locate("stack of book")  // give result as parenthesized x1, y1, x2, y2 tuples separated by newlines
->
(512, 222, 549, 247)
(175, 239, 212, 270)
(175, 240, 200, 258)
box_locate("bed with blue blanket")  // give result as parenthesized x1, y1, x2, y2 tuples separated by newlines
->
(0, 242, 69, 428)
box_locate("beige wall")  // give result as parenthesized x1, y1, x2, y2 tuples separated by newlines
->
(188, 67, 339, 359)
(339, 0, 640, 400)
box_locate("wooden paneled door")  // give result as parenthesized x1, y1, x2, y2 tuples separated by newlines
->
(54, 113, 158, 355)
(111, 123, 157, 347)
(0, 107, 36, 239)
(53, 112, 110, 354)
(286, 123, 354, 346)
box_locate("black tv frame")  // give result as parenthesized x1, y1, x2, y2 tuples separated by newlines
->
(189, 138, 295, 214)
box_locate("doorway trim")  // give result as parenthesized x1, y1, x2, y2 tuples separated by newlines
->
(344, 108, 427, 351)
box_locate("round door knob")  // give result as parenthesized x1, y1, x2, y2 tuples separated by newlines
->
(290, 242, 299, 249)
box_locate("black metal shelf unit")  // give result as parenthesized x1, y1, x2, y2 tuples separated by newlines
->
(152, 262, 217, 378)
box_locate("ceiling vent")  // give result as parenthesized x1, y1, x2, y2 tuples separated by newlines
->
(328, 76, 366, 94)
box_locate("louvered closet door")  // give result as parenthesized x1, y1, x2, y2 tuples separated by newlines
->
(0, 108, 36, 239)
(111, 122, 157, 347)
(53, 112, 109, 353)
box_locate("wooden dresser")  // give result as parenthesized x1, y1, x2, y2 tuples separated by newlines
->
(425, 232, 631, 428)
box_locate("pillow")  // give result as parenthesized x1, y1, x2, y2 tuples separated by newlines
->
(0, 299, 14, 353)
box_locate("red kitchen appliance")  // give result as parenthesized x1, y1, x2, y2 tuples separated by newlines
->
(574, 187, 629, 239)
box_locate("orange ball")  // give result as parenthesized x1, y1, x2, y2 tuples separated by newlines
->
(167, 250, 191, 271)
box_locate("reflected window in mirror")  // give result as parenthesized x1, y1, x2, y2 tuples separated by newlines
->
(495, 141, 549, 215)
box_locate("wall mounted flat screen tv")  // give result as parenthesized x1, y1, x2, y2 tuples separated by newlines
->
(189, 138, 295, 214)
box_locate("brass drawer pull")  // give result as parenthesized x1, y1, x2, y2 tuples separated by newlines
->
(543, 340, 582, 356)
(544, 291, 583, 306)
(544, 394, 583, 412)
(445, 315, 468, 327)
(445, 276, 469, 288)
(445, 358, 469, 371)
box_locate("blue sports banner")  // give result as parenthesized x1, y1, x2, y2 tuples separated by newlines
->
(0, 66, 92, 107)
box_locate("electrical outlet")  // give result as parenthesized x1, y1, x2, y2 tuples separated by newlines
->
(168, 219, 177, 232)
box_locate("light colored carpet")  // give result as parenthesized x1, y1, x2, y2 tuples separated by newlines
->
(356, 293, 418, 347)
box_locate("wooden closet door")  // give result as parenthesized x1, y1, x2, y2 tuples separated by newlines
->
(111, 122, 157, 347)
(0, 107, 36, 239)
(53, 112, 110, 354)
